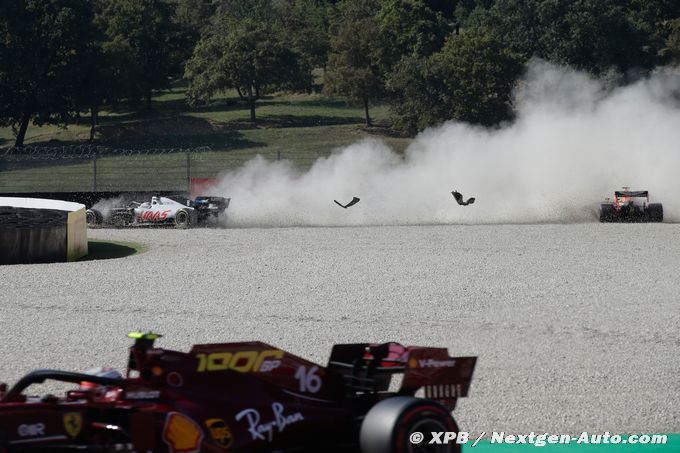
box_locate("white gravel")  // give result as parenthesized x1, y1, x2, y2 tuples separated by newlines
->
(1, 224, 679, 435)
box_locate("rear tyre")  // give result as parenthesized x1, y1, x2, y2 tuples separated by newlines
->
(175, 209, 191, 228)
(360, 397, 460, 453)
(85, 209, 102, 227)
(599, 204, 615, 223)
(647, 203, 663, 222)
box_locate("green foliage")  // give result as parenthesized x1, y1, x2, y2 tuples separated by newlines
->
(435, 29, 523, 125)
(543, 0, 651, 75)
(275, 0, 332, 81)
(325, 0, 452, 126)
(173, 0, 215, 32)
(388, 28, 524, 133)
(3, 0, 680, 147)
(663, 18, 680, 63)
(375, 0, 452, 70)
(454, 2, 493, 29)
(0, 0, 97, 146)
(98, 0, 181, 109)
(482, 0, 680, 77)
(630, 0, 680, 61)
(637, 1, 680, 65)
(324, 0, 384, 125)
(385, 54, 447, 134)
(185, 0, 307, 122)
(170, 0, 217, 69)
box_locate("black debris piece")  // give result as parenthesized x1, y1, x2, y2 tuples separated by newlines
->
(452, 190, 475, 206)
(334, 197, 361, 209)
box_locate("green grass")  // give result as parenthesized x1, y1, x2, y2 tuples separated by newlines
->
(0, 88, 402, 149)
(78, 240, 147, 261)
(0, 87, 411, 192)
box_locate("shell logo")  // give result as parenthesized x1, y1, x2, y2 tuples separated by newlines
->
(162, 412, 204, 453)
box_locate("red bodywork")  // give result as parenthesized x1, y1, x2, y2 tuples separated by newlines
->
(0, 335, 476, 452)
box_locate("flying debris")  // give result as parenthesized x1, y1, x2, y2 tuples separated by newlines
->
(452, 190, 475, 206)
(334, 197, 361, 209)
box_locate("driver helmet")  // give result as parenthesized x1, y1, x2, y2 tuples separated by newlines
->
(80, 367, 123, 394)
(151, 196, 159, 205)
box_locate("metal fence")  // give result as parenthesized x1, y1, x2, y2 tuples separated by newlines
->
(0, 146, 329, 193)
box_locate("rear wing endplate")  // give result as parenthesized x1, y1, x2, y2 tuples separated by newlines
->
(401, 348, 476, 407)
(328, 343, 476, 410)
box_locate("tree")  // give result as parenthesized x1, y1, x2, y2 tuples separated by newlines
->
(98, 0, 181, 111)
(324, 0, 383, 126)
(185, 0, 307, 122)
(375, 0, 451, 71)
(433, 29, 523, 125)
(275, 0, 332, 84)
(173, 0, 215, 34)
(171, 0, 216, 71)
(325, 0, 450, 126)
(0, 0, 96, 147)
(454, 1, 494, 29)
(483, 0, 673, 77)
(634, 1, 680, 66)
(541, 0, 651, 76)
(660, 18, 680, 64)
(72, 35, 109, 141)
(481, 0, 551, 64)
(385, 54, 447, 134)
(387, 28, 523, 133)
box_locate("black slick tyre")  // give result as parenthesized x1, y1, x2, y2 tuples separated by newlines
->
(599, 204, 615, 223)
(175, 209, 191, 228)
(360, 397, 460, 453)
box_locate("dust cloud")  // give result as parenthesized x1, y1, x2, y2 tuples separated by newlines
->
(215, 60, 680, 226)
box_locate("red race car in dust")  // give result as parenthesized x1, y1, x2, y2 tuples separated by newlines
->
(0, 333, 476, 452)
(599, 188, 663, 222)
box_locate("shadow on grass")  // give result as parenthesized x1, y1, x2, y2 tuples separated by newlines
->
(2, 127, 264, 155)
(149, 93, 367, 116)
(97, 98, 240, 121)
(96, 115, 232, 141)
(362, 124, 409, 138)
(153, 97, 239, 114)
(97, 134, 266, 153)
(250, 114, 362, 128)
(262, 98, 359, 109)
(78, 240, 146, 261)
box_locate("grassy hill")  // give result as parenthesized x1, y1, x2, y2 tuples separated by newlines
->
(0, 87, 410, 154)
(0, 88, 412, 192)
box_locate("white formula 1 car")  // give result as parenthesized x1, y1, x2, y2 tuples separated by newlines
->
(86, 196, 229, 228)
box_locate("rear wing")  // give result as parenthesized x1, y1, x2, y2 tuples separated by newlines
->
(192, 196, 230, 210)
(402, 347, 476, 401)
(328, 343, 476, 410)
(614, 191, 648, 198)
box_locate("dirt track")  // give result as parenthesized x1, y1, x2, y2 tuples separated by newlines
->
(1, 224, 679, 434)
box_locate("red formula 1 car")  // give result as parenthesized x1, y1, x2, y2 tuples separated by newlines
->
(0, 333, 476, 452)
(599, 188, 663, 222)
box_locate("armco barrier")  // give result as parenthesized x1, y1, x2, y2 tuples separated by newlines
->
(0, 191, 189, 208)
(0, 198, 88, 264)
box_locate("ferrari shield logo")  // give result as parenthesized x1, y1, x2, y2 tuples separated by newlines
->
(63, 412, 83, 438)
(205, 418, 233, 449)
